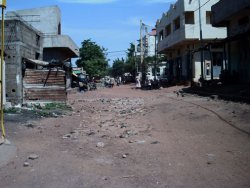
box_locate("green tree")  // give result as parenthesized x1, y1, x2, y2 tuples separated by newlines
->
(112, 58, 125, 77)
(124, 43, 136, 76)
(76, 39, 108, 77)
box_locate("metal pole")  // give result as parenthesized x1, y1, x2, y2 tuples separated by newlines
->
(140, 20, 143, 73)
(134, 41, 138, 74)
(154, 33, 157, 80)
(1, 5, 6, 140)
(198, 0, 204, 80)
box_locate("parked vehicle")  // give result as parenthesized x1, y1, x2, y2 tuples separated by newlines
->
(103, 76, 115, 88)
(78, 73, 88, 91)
(88, 82, 97, 90)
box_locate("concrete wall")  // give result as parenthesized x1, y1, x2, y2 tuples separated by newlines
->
(13, 6, 61, 35)
(212, 0, 250, 27)
(229, 38, 250, 82)
(7, 6, 79, 60)
(43, 35, 79, 58)
(0, 60, 6, 105)
(3, 20, 42, 105)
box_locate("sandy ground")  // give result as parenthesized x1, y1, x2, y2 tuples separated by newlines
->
(0, 85, 250, 188)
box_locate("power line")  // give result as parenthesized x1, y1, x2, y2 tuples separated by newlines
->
(107, 50, 127, 54)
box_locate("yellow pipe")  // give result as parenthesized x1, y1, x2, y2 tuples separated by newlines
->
(1, 6, 6, 139)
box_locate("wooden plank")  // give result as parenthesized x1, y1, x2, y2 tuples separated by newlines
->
(23, 69, 67, 102)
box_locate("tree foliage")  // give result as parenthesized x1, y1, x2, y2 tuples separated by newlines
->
(76, 39, 108, 77)
(112, 58, 125, 77)
(111, 43, 136, 77)
(124, 43, 136, 76)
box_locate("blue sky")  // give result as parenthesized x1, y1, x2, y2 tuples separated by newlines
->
(6, 0, 175, 64)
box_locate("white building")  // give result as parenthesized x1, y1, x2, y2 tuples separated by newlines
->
(141, 28, 167, 80)
(156, 0, 227, 83)
(144, 29, 157, 57)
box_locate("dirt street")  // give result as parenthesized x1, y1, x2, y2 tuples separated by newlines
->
(1, 85, 250, 188)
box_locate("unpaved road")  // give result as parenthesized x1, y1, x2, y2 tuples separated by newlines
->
(1, 85, 250, 188)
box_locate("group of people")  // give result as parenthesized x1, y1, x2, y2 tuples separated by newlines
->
(102, 76, 122, 88)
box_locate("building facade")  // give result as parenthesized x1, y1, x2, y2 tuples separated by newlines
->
(7, 6, 79, 62)
(156, 0, 227, 83)
(212, 0, 250, 83)
(2, 6, 79, 105)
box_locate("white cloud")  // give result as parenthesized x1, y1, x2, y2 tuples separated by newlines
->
(57, 0, 117, 4)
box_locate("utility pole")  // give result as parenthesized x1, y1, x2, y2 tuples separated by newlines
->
(140, 20, 143, 75)
(154, 32, 157, 80)
(198, 0, 204, 81)
(134, 41, 138, 76)
(0, 0, 6, 142)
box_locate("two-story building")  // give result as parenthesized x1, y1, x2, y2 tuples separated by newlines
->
(156, 0, 227, 83)
(3, 6, 79, 105)
(212, 0, 250, 83)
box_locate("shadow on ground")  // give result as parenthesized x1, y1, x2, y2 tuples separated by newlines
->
(181, 84, 250, 104)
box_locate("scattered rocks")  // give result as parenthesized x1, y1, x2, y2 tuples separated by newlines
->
(151, 141, 160, 144)
(102, 176, 109, 181)
(136, 140, 146, 144)
(28, 154, 39, 160)
(62, 134, 72, 139)
(122, 154, 127, 158)
(23, 162, 30, 167)
(23, 122, 36, 128)
(23, 154, 39, 167)
(119, 130, 137, 138)
(206, 153, 216, 164)
(86, 131, 95, 136)
(96, 142, 105, 148)
(120, 123, 127, 129)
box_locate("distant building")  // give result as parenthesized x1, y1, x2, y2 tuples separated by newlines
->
(139, 28, 167, 80)
(156, 0, 227, 83)
(2, 6, 79, 105)
(144, 28, 157, 57)
(212, 0, 250, 83)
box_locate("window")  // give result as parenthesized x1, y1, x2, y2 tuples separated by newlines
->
(58, 23, 61, 35)
(159, 30, 164, 41)
(165, 24, 171, 37)
(36, 34, 40, 46)
(35, 52, 40, 60)
(206, 11, 212, 24)
(173, 17, 180, 31)
(206, 63, 210, 76)
(185, 11, 194, 24)
(238, 16, 249, 26)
